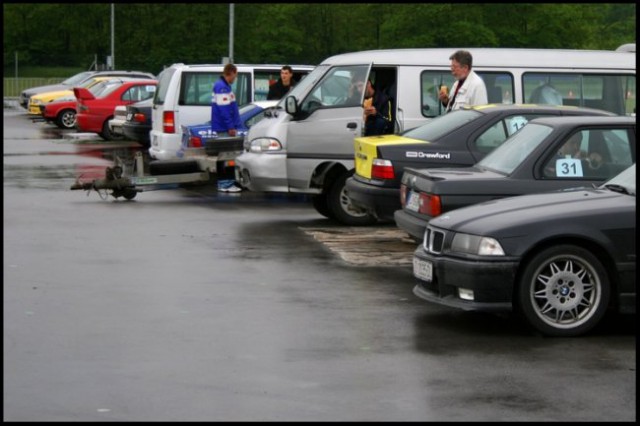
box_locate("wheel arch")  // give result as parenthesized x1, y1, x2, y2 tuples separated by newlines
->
(513, 236, 620, 310)
(310, 161, 349, 192)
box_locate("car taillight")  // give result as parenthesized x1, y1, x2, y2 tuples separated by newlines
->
(400, 184, 442, 217)
(371, 158, 395, 180)
(189, 136, 202, 148)
(133, 113, 146, 123)
(418, 193, 442, 217)
(163, 111, 175, 133)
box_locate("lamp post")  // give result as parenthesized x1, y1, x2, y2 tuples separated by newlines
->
(229, 4, 234, 64)
(110, 4, 115, 70)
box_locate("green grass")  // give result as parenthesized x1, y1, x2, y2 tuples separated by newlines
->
(3, 66, 89, 97)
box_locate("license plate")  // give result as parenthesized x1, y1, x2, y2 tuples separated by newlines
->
(126, 113, 133, 121)
(413, 257, 433, 282)
(406, 191, 420, 212)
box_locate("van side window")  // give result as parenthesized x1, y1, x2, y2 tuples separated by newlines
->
(253, 72, 273, 101)
(523, 73, 635, 115)
(420, 71, 514, 118)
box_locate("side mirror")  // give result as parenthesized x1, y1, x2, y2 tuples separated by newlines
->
(285, 95, 298, 115)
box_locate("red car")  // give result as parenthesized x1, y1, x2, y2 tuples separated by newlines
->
(41, 78, 125, 130)
(74, 78, 157, 140)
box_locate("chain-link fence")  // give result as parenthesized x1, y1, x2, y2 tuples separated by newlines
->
(3, 78, 67, 98)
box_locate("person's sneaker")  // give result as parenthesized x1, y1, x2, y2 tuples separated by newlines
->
(224, 184, 242, 193)
(218, 183, 242, 193)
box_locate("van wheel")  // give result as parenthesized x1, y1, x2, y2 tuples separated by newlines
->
(326, 171, 377, 226)
(312, 194, 333, 219)
(149, 159, 201, 176)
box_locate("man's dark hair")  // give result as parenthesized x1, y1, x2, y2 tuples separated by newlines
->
(223, 63, 237, 75)
(281, 65, 293, 73)
(449, 50, 473, 69)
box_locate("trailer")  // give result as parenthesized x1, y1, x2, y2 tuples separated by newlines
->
(70, 136, 244, 199)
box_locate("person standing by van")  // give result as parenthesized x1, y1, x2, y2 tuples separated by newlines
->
(212, 63, 243, 193)
(267, 65, 296, 100)
(439, 50, 488, 113)
(363, 80, 393, 136)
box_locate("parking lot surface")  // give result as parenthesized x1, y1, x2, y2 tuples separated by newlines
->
(3, 101, 636, 421)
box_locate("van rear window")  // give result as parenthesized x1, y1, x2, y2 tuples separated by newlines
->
(179, 72, 251, 107)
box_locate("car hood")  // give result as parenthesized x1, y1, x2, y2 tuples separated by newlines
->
(31, 89, 74, 102)
(23, 84, 70, 97)
(430, 187, 634, 238)
(354, 134, 427, 179)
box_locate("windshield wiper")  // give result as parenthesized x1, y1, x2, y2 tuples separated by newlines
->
(603, 184, 632, 195)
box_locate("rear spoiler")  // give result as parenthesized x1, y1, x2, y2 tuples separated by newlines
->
(73, 87, 95, 101)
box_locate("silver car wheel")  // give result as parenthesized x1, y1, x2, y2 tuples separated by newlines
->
(518, 245, 610, 337)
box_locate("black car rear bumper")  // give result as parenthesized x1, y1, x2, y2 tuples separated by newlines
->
(394, 209, 430, 241)
(345, 177, 400, 221)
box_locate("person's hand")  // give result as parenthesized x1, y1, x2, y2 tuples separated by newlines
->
(364, 106, 376, 116)
(228, 129, 237, 136)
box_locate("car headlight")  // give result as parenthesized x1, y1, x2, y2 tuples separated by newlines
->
(451, 233, 505, 256)
(31, 99, 43, 105)
(249, 137, 282, 153)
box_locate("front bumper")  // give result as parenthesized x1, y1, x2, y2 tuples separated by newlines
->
(234, 151, 288, 192)
(345, 176, 399, 221)
(412, 246, 518, 312)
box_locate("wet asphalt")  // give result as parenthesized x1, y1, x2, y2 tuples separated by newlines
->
(3, 100, 636, 421)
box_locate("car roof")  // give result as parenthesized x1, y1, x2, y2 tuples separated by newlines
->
(527, 115, 635, 127)
(90, 70, 155, 78)
(465, 103, 617, 116)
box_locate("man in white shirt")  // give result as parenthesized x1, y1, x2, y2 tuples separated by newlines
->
(439, 50, 488, 112)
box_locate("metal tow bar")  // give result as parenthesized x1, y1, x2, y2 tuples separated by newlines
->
(70, 151, 211, 200)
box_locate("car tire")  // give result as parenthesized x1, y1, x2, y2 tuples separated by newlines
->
(312, 193, 333, 219)
(100, 118, 125, 141)
(149, 159, 201, 176)
(326, 171, 377, 226)
(56, 109, 77, 129)
(516, 244, 610, 337)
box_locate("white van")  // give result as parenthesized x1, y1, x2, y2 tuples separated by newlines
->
(149, 63, 314, 160)
(235, 47, 635, 223)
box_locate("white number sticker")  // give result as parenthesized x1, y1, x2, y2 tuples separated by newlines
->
(555, 158, 583, 177)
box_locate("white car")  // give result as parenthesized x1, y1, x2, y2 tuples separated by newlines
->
(108, 105, 127, 137)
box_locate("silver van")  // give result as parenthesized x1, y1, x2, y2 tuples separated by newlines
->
(149, 63, 313, 160)
(235, 47, 635, 224)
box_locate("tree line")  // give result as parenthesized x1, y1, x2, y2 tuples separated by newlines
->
(3, 3, 636, 76)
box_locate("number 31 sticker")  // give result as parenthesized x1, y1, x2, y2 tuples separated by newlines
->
(555, 158, 584, 177)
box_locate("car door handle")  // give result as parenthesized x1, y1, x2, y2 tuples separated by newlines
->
(347, 122, 357, 129)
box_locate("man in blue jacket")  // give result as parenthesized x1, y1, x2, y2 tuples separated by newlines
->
(211, 63, 243, 193)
